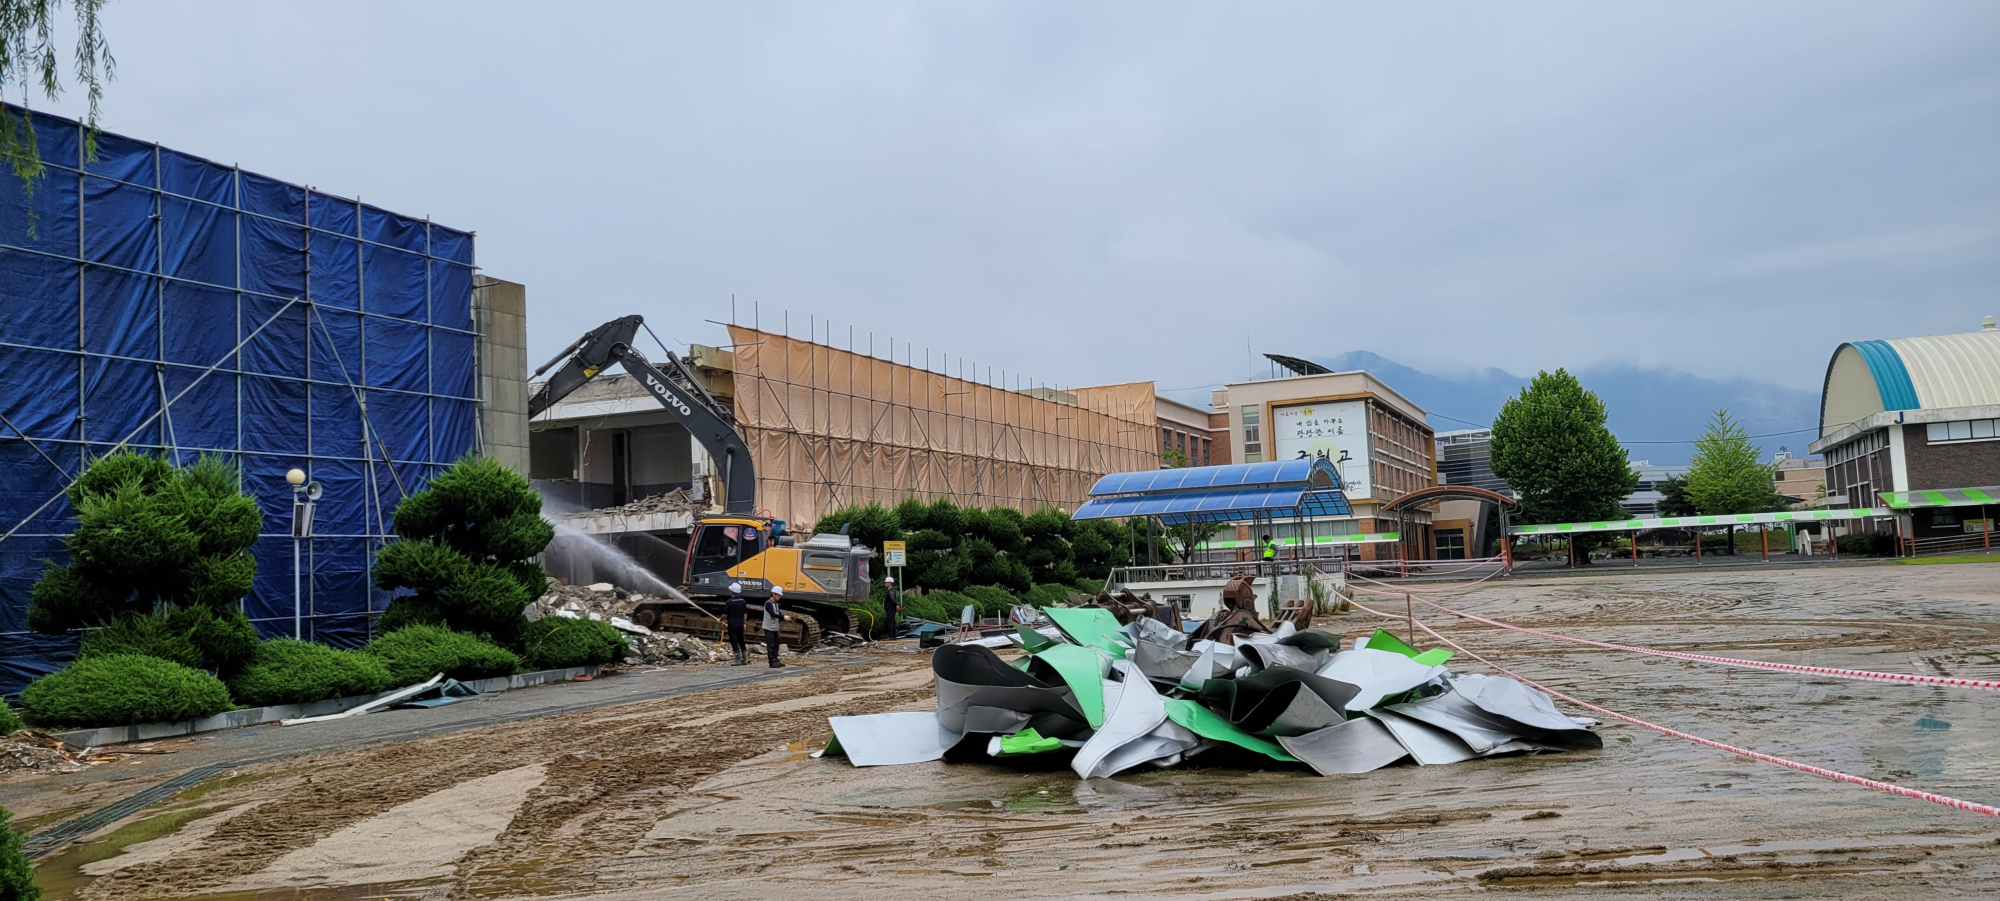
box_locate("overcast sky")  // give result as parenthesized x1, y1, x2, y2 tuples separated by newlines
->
(39, 2, 2000, 404)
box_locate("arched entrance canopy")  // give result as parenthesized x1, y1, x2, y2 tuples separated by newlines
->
(1381, 485, 1518, 513)
(1381, 484, 1519, 563)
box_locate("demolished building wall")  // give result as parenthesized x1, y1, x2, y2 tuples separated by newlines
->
(727, 326, 1160, 526)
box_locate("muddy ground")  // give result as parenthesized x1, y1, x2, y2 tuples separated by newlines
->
(21, 563, 2000, 899)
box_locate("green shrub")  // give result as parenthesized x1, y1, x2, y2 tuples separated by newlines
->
(76, 614, 203, 669)
(225, 640, 394, 708)
(375, 456, 551, 649)
(28, 453, 261, 634)
(169, 605, 260, 676)
(0, 703, 21, 736)
(921, 590, 975, 623)
(74, 605, 262, 676)
(521, 619, 628, 670)
(896, 591, 946, 624)
(959, 585, 1016, 617)
(850, 598, 888, 638)
(0, 805, 38, 901)
(1837, 532, 1896, 557)
(20, 655, 233, 728)
(1071, 578, 1106, 596)
(367, 625, 519, 685)
(1024, 583, 1072, 608)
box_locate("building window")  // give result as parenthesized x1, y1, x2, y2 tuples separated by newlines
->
(1435, 529, 1465, 560)
(1928, 419, 1999, 442)
(1242, 405, 1262, 462)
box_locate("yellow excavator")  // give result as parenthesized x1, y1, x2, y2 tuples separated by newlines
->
(530, 316, 871, 649)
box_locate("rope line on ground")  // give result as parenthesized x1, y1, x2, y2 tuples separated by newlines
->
(1344, 598, 2000, 819)
(1344, 567, 1508, 595)
(1408, 595, 2000, 693)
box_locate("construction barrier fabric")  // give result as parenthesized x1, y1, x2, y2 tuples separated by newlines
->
(726, 326, 1159, 526)
(0, 107, 478, 695)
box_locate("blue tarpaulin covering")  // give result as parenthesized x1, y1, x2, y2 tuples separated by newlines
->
(0, 108, 478, 697)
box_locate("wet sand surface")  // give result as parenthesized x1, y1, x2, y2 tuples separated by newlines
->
(26, 563, 2000, 899)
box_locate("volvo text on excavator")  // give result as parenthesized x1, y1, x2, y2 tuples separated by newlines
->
(529, 316, 871, 650)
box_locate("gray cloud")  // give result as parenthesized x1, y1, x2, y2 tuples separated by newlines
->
(40, 1, 2000, 404)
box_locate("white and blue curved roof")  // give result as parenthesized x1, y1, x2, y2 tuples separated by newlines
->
(1820, 327, 2000, 437)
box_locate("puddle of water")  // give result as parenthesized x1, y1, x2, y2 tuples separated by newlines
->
(10, 803, 94, 835)
(34, 803, 238, 900)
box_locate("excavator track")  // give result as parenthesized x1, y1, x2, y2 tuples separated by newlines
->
(634, 603, 824, 652)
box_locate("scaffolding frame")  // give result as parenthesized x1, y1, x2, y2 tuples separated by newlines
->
(726, 317, 1160, 526)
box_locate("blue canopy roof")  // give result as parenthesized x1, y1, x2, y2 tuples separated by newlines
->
(1074, 458, 1350, 525)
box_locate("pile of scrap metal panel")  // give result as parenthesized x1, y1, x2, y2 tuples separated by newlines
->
(824, 590, 1600, 779)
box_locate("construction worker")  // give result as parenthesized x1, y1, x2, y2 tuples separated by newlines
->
(763, 585, 786, 668)
(883, 576, 901, 640)
(724, 582, 749, 666)
(1261, 534, 1277, 581)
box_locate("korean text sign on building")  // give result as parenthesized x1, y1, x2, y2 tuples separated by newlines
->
(1272, 401, 1373, 498)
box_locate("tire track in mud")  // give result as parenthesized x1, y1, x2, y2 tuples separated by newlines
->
(71, 661, 936, 901)
(444, 674, 938, 898)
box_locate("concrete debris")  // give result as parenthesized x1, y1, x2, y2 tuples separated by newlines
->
(577, 488, 708, 519)
(623, 631, 721, 666)
(826, 610, 1600, 779)
(529, 577, 723, 666)
(2, 731, 181, 774)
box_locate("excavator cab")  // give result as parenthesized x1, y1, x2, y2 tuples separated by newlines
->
(688, 519, 767, 576)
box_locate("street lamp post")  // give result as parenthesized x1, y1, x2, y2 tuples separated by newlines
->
(286, 468, 321, 640)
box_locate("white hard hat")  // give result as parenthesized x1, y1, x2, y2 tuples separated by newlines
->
(769, 585, 783, 595)
(885, 576, 895, 584)
(728, 582, 742, 594)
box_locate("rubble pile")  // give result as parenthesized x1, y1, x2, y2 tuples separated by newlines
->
(2, 732, 85, 774)
(824, 579, 1601, 778)
(527, 579, 723, 666)
(0, 731, 178, 774)
(576, 488, 708, 519)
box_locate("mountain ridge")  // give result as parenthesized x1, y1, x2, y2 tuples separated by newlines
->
(1314, 351, 1820, 466)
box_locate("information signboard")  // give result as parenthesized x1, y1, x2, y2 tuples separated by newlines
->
(1272, 400, 1372, 498)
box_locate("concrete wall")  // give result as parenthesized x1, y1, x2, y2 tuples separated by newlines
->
(476, 276, 531, 475)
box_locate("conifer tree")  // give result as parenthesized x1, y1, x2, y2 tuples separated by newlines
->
(374, 456, 553, 648)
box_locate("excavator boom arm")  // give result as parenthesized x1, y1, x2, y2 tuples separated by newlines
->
(529, 316, 757, 514)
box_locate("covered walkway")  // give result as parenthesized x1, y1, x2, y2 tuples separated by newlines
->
(1508, 505, 1891, 563)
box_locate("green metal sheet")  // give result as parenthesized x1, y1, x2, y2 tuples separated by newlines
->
(1032, 644, 1109, 728)
(1162, 699, 1298, 762)
(994, 728, 1064, 757)
(1015, 624, 1059, 654)
(1362, 628, 1453, 666)
(1044, 607, 1129, 659)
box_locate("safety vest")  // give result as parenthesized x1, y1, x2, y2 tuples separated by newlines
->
(1261, 542, 1276, 560)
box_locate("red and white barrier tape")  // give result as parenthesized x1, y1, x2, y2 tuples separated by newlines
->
(1408, 595, 2000, 693)
(1345, 567, 1507, 595)
(1346, 599, 2000, 818)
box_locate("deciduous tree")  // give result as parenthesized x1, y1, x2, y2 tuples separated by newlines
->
(1489, 369, 1638, 565)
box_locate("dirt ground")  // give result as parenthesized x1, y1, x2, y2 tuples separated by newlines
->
(24, 563, 2000, 900)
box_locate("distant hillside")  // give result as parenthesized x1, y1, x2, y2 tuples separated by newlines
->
(1316, 351, 1820, 466)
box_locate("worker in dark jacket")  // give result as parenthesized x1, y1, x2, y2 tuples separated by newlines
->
(724, 582, 749, 666)
(883, 576, 901, 640)
(763, 585, 786, 668)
